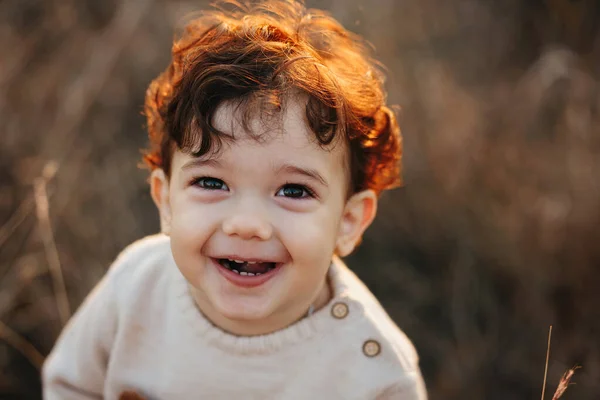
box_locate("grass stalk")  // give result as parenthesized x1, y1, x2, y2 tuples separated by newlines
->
(541, 325, 552, 400)
(0, 319, 44, 369)
(34, 163, 71, 326)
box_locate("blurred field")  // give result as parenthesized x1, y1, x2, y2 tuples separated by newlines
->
(1, 0, 600, 398)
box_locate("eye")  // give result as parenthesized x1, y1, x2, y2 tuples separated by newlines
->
(276, 184, 314, 199)
(192, 177, 229, 191)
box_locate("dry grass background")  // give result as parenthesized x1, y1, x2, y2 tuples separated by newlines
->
(1, 0, 599, 398)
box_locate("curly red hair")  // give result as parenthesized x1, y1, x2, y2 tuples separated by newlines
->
(143, 0, 402, 195)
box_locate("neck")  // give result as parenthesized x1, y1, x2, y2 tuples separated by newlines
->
(190, 276, 332, 337)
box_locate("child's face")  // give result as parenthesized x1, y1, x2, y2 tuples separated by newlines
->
(151, 97, 376, 335)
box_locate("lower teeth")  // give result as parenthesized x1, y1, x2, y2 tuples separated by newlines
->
(235, 270, 261, 276)
(220, 259, 274, 276)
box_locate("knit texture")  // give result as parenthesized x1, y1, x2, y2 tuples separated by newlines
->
(42, 234, 427, 399)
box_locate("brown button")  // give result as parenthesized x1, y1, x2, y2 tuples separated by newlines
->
(362, 339, 381, 357)
(331, 302, 349, 319)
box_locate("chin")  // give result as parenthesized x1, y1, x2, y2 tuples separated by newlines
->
(212, 295, 276, 322)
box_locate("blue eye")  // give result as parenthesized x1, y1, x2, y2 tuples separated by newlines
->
(192, 177, 228, 191)
(277, 184, 313, 199)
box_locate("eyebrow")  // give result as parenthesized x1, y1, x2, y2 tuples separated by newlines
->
(277, 164, 328, 187)
(181, 157, 222, 171)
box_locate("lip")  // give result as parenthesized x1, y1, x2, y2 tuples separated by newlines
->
(211, 257, 282, 288)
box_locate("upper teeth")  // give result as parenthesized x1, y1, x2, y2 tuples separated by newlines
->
(230, 259, 257, 264)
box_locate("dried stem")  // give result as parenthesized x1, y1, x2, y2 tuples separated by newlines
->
(0, 197, 34, 250)
(552, 367, 579, 400)
(541, 325, 552, 400)
(0, 319, 44, 369)
(46, 0, 155, 167)
(34, 164, 70, 326)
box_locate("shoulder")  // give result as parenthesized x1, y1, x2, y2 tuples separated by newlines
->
(110, 233, 171, 269)
(108, 233, 172, 278)
(316, 258, 427, 397)
(330, 257, 420, 371)
(105, 234, 176, 305)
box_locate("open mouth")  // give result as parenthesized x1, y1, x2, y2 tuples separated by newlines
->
(217, 258, 278, 276)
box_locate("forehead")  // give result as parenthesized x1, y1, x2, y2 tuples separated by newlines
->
(209, 97, 348, 165)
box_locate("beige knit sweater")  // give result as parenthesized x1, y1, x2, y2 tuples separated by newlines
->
(42, 234, 427, 399)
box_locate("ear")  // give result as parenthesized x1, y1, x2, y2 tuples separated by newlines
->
(150, 169, 172, 235)
(335, 190, 378, 257)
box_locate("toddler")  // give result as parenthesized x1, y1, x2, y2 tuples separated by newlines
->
(43, 1, 427, 398)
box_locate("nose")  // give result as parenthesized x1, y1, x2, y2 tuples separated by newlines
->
(221, 205, 273, 241)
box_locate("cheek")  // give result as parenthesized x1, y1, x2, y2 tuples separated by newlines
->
(278, 206, 342, 259)
(169, 194, 218, 245)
